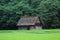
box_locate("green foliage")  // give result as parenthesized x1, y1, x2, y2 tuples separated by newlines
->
(0, 0, 60, 29)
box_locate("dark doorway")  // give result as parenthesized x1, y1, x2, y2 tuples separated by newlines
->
(27, 26, 30, 30)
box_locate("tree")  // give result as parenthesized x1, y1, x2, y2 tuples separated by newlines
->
(0, 0, 60, 29)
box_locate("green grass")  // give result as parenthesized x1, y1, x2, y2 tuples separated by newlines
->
(0, 29, 60, 40)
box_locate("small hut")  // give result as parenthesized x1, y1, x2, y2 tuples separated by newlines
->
(17, 16, 42, 30)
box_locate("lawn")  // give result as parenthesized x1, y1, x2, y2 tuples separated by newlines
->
(0, 29, 60, 40)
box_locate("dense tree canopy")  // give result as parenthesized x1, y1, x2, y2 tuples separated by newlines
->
(0, 0, 60, 29)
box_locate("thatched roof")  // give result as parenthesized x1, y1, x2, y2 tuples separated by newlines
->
(17, 16, 41, 26)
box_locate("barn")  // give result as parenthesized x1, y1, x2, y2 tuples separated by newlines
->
(17, 16, 42, 30)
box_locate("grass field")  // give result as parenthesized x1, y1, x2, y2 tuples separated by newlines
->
(0, 29, 60, 40)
